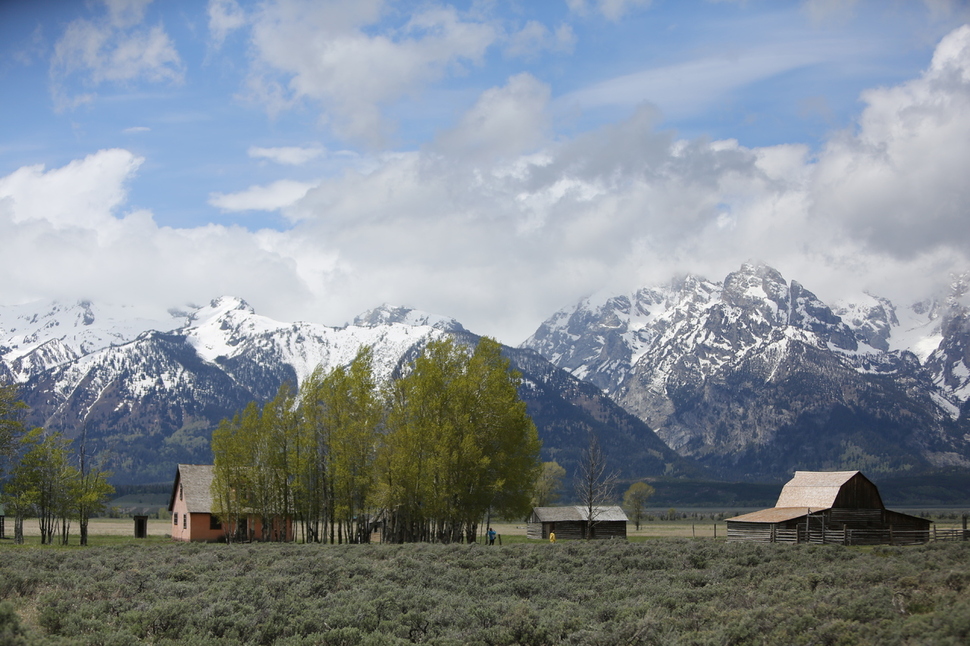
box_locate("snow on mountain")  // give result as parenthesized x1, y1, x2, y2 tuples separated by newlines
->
(522, 262, 970, 478)
(352, 303, 466, 333)
(4, 296, 688, 486)
(0, 299, 189, 380)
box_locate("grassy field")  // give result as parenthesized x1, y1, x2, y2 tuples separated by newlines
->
(2, 526, 970, 645)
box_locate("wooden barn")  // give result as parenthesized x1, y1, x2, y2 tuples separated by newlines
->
(168, 464, 294, 542)
(726, 470, 931, 545)
(527, 506, 628, 540)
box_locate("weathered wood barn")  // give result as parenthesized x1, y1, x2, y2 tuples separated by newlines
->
(528, 506, 628, 540)
(726, 470, 931, 545)
(168, 464, 294, 542)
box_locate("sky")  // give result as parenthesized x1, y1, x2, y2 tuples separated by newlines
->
(1, 0, 970, 345)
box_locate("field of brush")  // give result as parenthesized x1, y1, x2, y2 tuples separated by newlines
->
(1, 532, 969, 645)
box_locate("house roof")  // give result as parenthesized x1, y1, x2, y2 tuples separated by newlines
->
(168, 464, 215, 514)
(774, 470, 861, 509)
(726, 507, 813, 523)
(531, 505, 629, 522)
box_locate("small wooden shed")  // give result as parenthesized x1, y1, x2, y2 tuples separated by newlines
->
(726, 470, 931, 545)
(528, 505, 628, 540)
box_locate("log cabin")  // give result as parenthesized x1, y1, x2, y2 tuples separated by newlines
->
(527, 505, 628, 540)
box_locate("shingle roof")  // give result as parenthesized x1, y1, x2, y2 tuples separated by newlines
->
(774, 470, 860, 509)
(726, 507, 812, 523)
(531, 506, 628, 522)
(168, 464, 215, 514)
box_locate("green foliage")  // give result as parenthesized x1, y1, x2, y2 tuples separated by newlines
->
(623, 481, 656, 530)
(0, 601, 27, 646)
(214, 338, 541, 545)
(0, 382, 27, 480)
(1, 540, 970, 644)
(533, 461, 566, 507)
(378, 337, 541, 542)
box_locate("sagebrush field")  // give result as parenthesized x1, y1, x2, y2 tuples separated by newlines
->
(2, 538, 969, 645)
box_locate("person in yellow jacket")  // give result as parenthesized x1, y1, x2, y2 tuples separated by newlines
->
(549, 530, 556, 543)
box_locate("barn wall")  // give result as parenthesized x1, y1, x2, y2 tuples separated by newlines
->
(832, 474, 884, 509)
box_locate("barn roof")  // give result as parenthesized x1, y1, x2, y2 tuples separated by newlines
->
(774, 470, 861, 509)
(531, 506, 628, 522)
(168, 464, 215, 514)
(727, 507, 812, 523)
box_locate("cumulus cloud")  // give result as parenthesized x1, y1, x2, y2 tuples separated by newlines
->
(811, 24, 970, 258)
(50, 0, 183, 109)
(0, 149, 311, 316)
(434, 73, 551, 161)
(248, 146, 325, 165)
(209, 180, 319, 212)
(207, 0, 247, 48)
(6, 25, 970, 343)
(245, 0, 497, 144)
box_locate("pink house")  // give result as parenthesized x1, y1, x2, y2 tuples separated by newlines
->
(168, 464, 295, 542)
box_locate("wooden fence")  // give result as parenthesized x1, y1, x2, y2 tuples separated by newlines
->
(727, 524, 969, 545)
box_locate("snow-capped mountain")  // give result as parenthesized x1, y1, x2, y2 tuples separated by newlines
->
(2, 297, 687, 484)
(522, 262, 970, 479)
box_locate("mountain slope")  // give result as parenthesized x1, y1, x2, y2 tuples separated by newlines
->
(4, 298, 688, 484)
(523, 263, 970, 479)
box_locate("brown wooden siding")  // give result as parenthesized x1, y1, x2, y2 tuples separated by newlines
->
(831, 473, 884, 509)
(527, 520, 627, 540)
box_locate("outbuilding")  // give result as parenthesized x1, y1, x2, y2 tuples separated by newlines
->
(726, 470, 931, 545)
(528, 505, 628, 540)
(168, 464, 294, 542)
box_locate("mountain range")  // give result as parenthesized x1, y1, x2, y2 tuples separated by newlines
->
(0, 297, 686, 484)
(2, 262, 969, 487)
(522, 262, 970, 480)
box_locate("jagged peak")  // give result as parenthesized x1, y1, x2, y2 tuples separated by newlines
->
(184, 296, 255, 327)
(352, 304, 465, 332)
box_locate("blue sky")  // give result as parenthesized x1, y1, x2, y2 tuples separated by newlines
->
(1, 0, 969, 343)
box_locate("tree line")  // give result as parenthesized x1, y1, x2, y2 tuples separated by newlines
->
(0, 384, 114, 545)
(211, 337, 542, 544)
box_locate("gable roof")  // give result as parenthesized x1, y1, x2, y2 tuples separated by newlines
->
(727, 507, 813, 523)
(531, 506, 628, 523)
(774, 470, 862, 509)
(168, 464, 215, 514)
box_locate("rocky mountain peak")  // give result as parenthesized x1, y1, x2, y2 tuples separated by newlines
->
(352, 304, 466, 333)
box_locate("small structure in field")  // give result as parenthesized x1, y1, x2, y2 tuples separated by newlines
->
(726, 470, 931, 545)
(528, 505, 628, 540)
(168, 464, 294, 542)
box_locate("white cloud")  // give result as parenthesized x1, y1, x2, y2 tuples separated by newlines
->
(50, 0, 183, 109)
(811, 24, 970, 258)
(559, 38, 849, 118)
(207, 0, 247, 48)
(245, 0, 497, 144)
(568, 0, 652, 21)
(6, 25, 970, 344)
(209, 180, 319, 212)
(505, 21, 576, 59)
(122, 126, 151, 134)
(435, 73, 551, 161)
(248, 146, 325, 165)
(0, 150, 312, 316)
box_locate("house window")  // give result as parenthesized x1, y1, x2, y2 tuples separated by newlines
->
(183, 514, 187, 530)
(179, 484, 183, 501)
(209, 515, 222, 531)
(173, 512, 178, 525)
